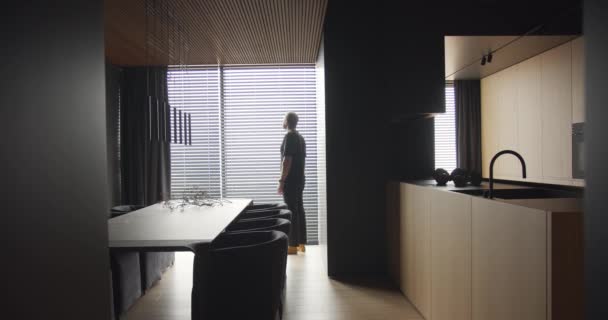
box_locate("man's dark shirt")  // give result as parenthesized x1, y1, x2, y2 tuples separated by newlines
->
(281, 130, 306, 187)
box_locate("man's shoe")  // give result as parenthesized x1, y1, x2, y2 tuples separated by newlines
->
(288, 246, 298, 255)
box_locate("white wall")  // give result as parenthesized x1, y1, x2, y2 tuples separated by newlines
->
(481, 38, 585, 187)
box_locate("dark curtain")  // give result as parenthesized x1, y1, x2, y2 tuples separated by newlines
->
(455, 80, 482, 174)
(121, 67, 171, 206)
(106, 64, 123, 207)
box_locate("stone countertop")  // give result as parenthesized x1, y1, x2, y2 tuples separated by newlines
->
(406, 179, 531, 190)
(402, 180, 583, 213)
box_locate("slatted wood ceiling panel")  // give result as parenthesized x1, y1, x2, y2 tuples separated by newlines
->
(105, 0, 328, 66)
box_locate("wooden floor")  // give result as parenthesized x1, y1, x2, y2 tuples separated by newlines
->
(124, 246, 423, 320)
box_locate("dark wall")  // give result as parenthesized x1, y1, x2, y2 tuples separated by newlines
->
(323, 0, 582, 277)
(439, 0, 582, 36)
(324, 2, 392, 276)
(1, 1, 111, 319)
(106, 64, 123, 207)
(583, 1, 608, 319)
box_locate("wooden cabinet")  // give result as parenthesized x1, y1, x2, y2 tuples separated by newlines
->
(481, 39, 582, 185)
(481, 73, 499, 178)
(572, 37, 585, 123)
(399, 183, 431, 319)
(430, 190, 472, 320)
(387, 182, 401, 285)
(516, 55, 543, 180)
(391, 183, 581, 320)
(400, 183, 414, 298)
(541, 42, 573, 180)
(481, 65, 527, 178)
(471, 198, 547, 320)
(496, 66, 521, 177)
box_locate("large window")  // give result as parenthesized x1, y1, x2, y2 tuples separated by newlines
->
(168, 65, 321, 243)
(168, 66, 222, 198)
(434, 83, 457, 172)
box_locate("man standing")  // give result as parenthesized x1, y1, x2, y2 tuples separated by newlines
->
(278, 112, 307, 255)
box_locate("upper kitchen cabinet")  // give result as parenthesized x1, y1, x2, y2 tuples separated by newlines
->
(383, 16, 446, 118)
(481, 72, 499, 178)
(515, 55, 543, 181)
(480, 37, 583, 186)
(495, 65, 520, 177)
(541, 42, 573, 180)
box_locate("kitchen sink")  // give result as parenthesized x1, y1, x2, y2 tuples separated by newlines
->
(450, 188, 580, 199)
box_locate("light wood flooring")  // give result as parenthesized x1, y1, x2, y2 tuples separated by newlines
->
(124, 246, 423, 320)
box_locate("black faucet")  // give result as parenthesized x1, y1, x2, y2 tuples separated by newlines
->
(488, 150, 527, 199)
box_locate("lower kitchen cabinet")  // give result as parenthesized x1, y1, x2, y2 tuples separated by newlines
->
(471, 198, 547, 320)
(393, 183, 575, 320)
(399, 183, 431, 319)
(390, 183, 583, 320)
(430, 190, 472, 320)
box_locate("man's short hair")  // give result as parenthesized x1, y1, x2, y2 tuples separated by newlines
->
(285, 112, 299, 129)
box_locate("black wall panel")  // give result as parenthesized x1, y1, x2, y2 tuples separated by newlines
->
(1, 1, 111, 318)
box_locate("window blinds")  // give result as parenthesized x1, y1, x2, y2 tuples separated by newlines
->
(168, 65, 320, 243)
(434, 83, 457, 172)
(168, 66, 222, 198)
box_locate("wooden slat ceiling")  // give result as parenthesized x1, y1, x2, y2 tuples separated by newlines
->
(104, 0, 328, 66)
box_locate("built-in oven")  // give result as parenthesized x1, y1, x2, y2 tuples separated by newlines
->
(572, 122, 585, 179)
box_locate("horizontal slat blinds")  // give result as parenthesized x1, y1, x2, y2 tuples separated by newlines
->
(222, 65, 319, 242)
(167, 65, 320, 243)
(435, 83, 457, 172)
(168, 66, 222, 198)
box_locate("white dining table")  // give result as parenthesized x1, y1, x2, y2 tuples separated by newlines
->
(108, 198, 252, 251)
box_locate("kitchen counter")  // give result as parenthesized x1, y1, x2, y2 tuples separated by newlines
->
(403, 180, 583, 213)
(390, 180, 584, 320)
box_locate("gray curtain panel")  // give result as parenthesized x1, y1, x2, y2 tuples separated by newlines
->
(106, 64, 123, 207)
(455, 80, 482, 174)
(120, 66, 171, 205)
(119, 66, 174, 294)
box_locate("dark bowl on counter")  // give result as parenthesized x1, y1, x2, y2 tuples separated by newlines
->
(432, 168, 450, 186)
(452, 174, 468, 187)
(469, 171, 482, 186)
(450, 168, 469, 187)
